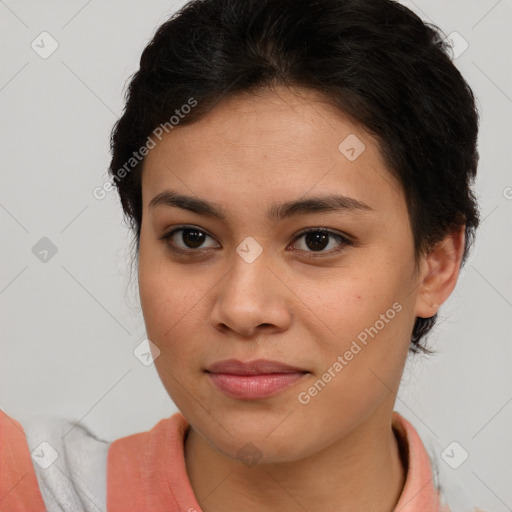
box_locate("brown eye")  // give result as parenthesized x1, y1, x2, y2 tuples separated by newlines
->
(159, 226, 219, 252)
(179, 228, 207, 249)
(290, 228, 352, 257)
(303, 231, 330, 251)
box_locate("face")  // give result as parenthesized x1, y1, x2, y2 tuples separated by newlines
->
(138, 86, 423, 463)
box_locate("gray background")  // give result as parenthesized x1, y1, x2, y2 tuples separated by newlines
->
(1, 1, 511, 510)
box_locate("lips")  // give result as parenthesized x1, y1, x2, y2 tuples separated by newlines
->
(205, 358, 308, 375)
(205, 359, 309, 400)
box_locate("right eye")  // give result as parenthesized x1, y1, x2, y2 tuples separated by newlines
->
(159, 225, 220, 254)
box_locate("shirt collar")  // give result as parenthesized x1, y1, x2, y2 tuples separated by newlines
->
(107, 410, 441, 511)
(392, 411, 441, 511)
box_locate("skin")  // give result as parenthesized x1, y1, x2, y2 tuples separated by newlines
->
(138, 85, 465, 512)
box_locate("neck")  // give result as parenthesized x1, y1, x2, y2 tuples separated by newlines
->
(184, 408, 407, 512)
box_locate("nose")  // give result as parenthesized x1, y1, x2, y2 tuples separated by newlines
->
(209, 250, 292, 338)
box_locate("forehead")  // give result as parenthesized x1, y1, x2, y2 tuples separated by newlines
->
(141, 86, 404, 217)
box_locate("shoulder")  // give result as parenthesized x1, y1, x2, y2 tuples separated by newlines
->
(0, 409, 46, 511)
(0, 408, 111, 512)
(108, 411, 188, 473)
(392, 411, 488, 512)
(107, 412, 191, 511)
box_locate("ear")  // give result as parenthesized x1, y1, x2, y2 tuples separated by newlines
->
(414, 225, 466, 319)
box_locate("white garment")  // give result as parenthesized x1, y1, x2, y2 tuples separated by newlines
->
(21, 414, 110, 512)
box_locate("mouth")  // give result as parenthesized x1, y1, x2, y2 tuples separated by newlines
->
(205, 359, 310, 400)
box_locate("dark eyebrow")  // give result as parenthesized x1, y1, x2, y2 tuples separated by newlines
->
(268, 194, 373, 220)
(148, 190, 373, 221)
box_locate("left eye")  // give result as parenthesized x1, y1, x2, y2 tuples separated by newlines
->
(290, 229, 351, 255)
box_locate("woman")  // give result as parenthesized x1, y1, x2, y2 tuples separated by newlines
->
(0, 0, 485, 510)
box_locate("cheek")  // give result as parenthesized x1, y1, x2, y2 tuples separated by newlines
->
(299, 266, 412, 392)
(302, 270, 403, 346)
(294, 283, 410, 431)
(138, 247, 189, 344)
(138, 251, 217, 377)
(138, 262, 207, 406)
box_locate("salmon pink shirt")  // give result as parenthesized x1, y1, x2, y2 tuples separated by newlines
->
(0, 409, 484, 511)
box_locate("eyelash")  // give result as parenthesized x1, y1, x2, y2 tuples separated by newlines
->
(158, 224, 354, 259)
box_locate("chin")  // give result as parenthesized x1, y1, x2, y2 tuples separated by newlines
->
(198, 415, 317, 464)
